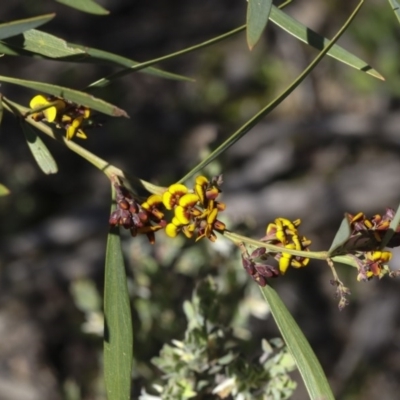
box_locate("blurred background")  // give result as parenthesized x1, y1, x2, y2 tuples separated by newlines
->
(1, 0, 400, 399)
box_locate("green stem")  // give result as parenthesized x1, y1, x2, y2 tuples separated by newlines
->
(178, 0, 365, 183)
(86, 25, 246, 89)
(223, 230, 328, 260)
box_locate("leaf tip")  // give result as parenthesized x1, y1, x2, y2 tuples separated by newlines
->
(113, 107, 129, 118)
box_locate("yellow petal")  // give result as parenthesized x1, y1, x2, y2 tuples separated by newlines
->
(162, 191, 174, 210)
(168, 183, 188, 195)
(179, 193, 199, 207)
(147, 194, 162, 206)
(165, 223, 179, 238)
(76, 130, 87, 139)
(66, 125, 76, 140)
(43, 106, 58, 123)
(29, 94, 48, 109)
(175, 205, 190, 225)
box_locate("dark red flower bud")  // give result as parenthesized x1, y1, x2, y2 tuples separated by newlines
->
(255, 264, 279, 278)
(251, 247, 266, 259)
(242, 257, 256, 275)
(119, 199, 130, 210)
(109, 210, 120, 225)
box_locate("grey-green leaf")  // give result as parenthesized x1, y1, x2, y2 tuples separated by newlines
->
(388, 0, 400, 24)
(71, 43, 193, 82)
(0, 14, 55, 40)
(247, 0, 273, 50)
(328, 216, 352, 255)
(0, 30, 190, 82)
(270, 5, 384, 80)
(380, 204, 400, 249)
(3, 29, 86, 58)
(55, 0, 109, 15)
(0, 183, 10, 196)
(104, 194, 133, 400)
(260, 286, 334, 400)
(20, 121, 58, 174)
(0, 94, 3, 126)
(0, 75, 129, 118)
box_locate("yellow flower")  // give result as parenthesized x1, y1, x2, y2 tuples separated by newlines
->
(29, 94, 91, 140)
(64, 109, 91, 140)
(30, 94, 66, 122)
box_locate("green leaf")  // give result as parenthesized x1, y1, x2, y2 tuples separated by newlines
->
(269, 5, 384, 80)
(0, 31, 190, 82)
(0, 75, 129, 117)
(380, 204, 400, 249)
(178, 0, 365, 183)
(330, 255, 359, 269)
(0, 14, 55, 40)
(328, 216, 352, 255)
(0, 183, 10, 196)
(246, 0, 273, 50)
(104, 192, 133, 400)
(85, 24, 245, 89)
(260, 286, 334, 400)
(20, 121, 58, 174)
(0, 94, 3, 126)
(2, 29, 86, 58)
(71, 43, 193, 83)
(55, 0, 109, 15)
(388, 0, 400, 25)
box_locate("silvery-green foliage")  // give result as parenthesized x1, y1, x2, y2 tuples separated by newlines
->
(140, 276, 297, 400)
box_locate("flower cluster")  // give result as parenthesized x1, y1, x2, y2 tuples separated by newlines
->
(164, 175, 226, 242)
(109, 182, 165, 244)
(240, 246, 279, 287)
(29, 94, 91, 140)
(109, 175, 226, 244)
(260, 218, 312, 274)
(346, 210, 397, 280)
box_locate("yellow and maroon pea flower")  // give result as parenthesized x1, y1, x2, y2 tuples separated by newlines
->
(357, 250, 392, 281)
(162, 183, 189, 210)
(30, 94, 66, 122)
(195, 201, 226, 242)
(194, 175, 225, 208)
(63, 107, 91, 140)
(174, 193, 200, 224)
(29, 94, 92, 140)
(346, 209, 400, 250)
(162, 175, 227, 242)
(141, 194, 164, 220)
(262, 218, 311, 274)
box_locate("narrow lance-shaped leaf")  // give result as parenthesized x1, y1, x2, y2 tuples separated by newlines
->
(2, 29, 86, 58)
(260, 286, 335, 400)
(55, 0, 109, 15)
(0, 14, 55, 40)
(0, 94, 3, 126)
(247, 0, 273, 50)
(178, 0, 366, 183)
(388, 0, 400, 25)
(269, 5, 384, 80)
(104, 188, 133, 400)
(0, 75, 129, 118)
(380, 203, 400, 249)
(0, 30, 190, 82)
(328, 216, 352, 255)
(20, 121, 58, 174)
(85, 24, 246, 89)
(0, 183, 10, 196)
